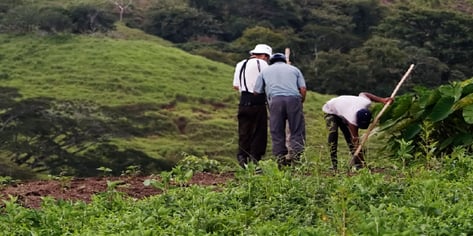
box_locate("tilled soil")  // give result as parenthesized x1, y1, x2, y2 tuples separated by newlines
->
(0, 172, 235, 209)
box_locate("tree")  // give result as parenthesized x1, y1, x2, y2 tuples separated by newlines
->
(312, 36, 410, 95)
(144, 4, 221, 43)
(350, 36, 409, 95)
(299, 24, 363, 53)
(0, 0, 24, 20)
(109, 0, 133, 22)
(232, 26, 290, 56)
(69, 4, 115, 34)
(37, 6, 72, 33)
(375, 8, 473, 79)
(0, 5, 39, 33)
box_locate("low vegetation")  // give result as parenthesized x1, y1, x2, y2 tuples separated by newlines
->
(0, 28, 239, 178)
(1, 157, 473, 235)
(0, 1, 473, 234)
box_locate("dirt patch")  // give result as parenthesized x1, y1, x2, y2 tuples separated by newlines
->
(0, 167, 393, 209)
(0, 172, 235, 209)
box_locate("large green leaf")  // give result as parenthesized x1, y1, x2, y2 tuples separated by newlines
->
(462, 104, 473, 124)
(441, 133, 473, 150)
(427, 96, 455, 122)
(417, 88, 440, 109)
(409, 102, 428, 120)
(452, 133, 473, 146)
(402, 123, 421, 140)
(438, 82, 462, 102)
(452, 93, 473, 111)
(382, 95, 412, 122)
(439, 136, 454, 151)
(461, 82, 473, 96)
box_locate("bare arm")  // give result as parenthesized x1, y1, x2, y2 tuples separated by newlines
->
(360, 92, 393, 104)
(348, 123, 359, 145)
(299, 87, 307, 103)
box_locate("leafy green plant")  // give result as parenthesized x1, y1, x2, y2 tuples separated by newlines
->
(47, 174, 73, 190)
(143, 171, 172, 192)
(380, 80, 473, 162)
(3, 158, 473, 235)
(96, 166, 113, 177)
(177, 153, 224, 173)
(170, 164, 194, 187)
(121, 165, 142, 177)
(0, 176, 15, 188)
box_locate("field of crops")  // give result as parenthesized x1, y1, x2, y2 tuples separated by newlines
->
(1, 156, 473, 235)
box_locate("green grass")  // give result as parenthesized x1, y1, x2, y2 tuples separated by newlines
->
(1, 159, 473, 235)
(0, 34, 232, 105)
(0, 28, 241, 176)
(0, 25, 392, 178)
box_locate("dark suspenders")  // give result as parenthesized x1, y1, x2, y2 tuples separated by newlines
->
(239, 58, 261, 92)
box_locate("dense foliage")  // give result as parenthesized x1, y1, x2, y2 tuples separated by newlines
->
(1, 0, 473, 95)
(379, 79, 473, 161)
(1, 159, 473, 234)
(139, 0, 473, 96)
(0, 0, 472, 180)
(0, 2, 115, 34)
(0, 2, 473, 233)
(0, 34, 241, 178)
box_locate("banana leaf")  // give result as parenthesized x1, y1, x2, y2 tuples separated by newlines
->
(452, 93, 473, 111)
(438, 82, 462, 101)
(462, 104, 473, 124)
(428, 96, 455, 122)
(401, 123, 421, 140)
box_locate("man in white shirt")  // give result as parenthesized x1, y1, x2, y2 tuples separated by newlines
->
(233, 44, 272, 168)
(322, 92, 392, 170)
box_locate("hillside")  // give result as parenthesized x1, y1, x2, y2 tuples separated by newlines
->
(0, 29, 233, 178)
(0, 25, 337, 179)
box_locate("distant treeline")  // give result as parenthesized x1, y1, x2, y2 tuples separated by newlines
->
(1, 0, 473, 95)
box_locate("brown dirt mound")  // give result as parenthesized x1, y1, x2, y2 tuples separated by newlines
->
(0, 172, 235, 209)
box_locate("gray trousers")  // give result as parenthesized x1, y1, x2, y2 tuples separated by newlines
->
(268, 96, 306, 157)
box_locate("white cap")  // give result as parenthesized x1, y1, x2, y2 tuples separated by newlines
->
(249, 44, 272, 56)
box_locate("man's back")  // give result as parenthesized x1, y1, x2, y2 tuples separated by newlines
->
(255, 62, 305, 98)
(233, 58, 268, 93)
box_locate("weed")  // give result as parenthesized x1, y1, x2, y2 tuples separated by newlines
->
(47, 174, 73, 191)
(0, 176, 14, 187)
(143, 171, 172, 192)
(418, 121, 441, 169)
(121, 165, 142, 177)
(396, 139, 414, 170)
(178, 153, 224, 173)
(96, 166, 113, 177)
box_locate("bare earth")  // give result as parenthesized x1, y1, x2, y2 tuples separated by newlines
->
(0, 172, 235, 209)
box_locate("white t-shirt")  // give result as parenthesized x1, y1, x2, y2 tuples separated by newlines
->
(322, 93, 371, 126)
(233, 58, 268, 93)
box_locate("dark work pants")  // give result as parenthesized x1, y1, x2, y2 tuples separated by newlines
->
(237, 104, 268, 167)
(324, 114, 364, 169)
(268, 96, 305, 158)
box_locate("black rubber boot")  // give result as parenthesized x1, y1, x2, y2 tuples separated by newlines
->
(237, 155, 248, 168)
(277, 154, 290, 169)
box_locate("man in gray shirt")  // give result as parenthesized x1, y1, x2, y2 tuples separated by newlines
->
(254, 53, 307, 167)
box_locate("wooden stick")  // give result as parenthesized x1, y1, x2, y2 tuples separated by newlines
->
(350, 64, 415, 167)
(285, 48, 291, 65)
(284, 48, 292, 153)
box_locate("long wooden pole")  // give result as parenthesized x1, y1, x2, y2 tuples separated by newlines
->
(284, 48, 291, 64)
(284, 48, 292, 153)
(350, 64, 416, 167)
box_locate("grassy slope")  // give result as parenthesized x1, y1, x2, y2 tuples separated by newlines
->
(0, 30, 233, 165)
(0, 25, 390, 177)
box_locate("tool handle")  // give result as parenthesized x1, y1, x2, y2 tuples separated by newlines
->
(352, 64, 415, 159)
